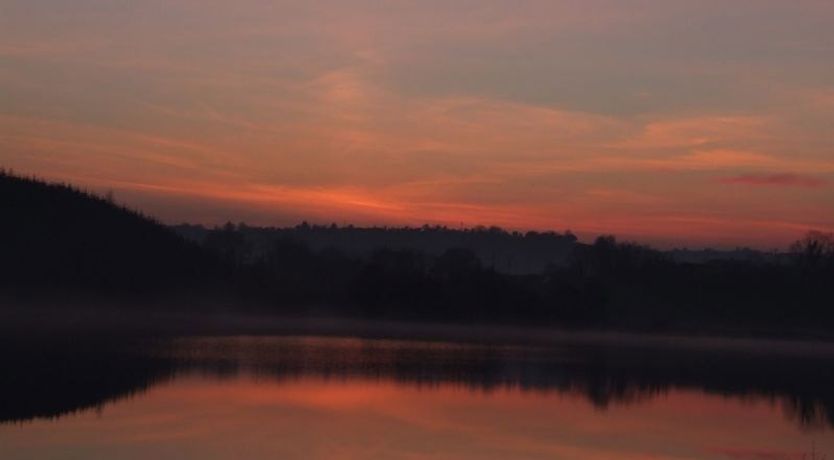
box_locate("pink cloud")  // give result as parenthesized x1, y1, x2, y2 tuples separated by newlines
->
(719, 173, 827, 188)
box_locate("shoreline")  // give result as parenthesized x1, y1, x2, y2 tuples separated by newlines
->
(3, 303, 834, 356)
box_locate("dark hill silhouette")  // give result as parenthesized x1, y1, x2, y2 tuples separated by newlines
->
(3, 171, 833, 338)
(0, 170, 221, 297)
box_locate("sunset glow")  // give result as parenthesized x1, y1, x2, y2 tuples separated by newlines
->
(2, 1, 833, 246)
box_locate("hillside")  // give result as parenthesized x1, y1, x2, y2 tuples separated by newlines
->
(2, 170, 833, 338)
(0, 171, 219, 296)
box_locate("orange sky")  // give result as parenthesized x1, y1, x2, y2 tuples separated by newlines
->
(1, 1, 833, 247)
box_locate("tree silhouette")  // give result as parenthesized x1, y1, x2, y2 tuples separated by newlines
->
(3, 170, 834, 336)
(791, 231, 834, 272)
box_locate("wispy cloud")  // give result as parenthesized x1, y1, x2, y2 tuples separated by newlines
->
(719, 173, 828, 188)
(3, 0, 834, 246)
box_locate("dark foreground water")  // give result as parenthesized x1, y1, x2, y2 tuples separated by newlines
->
(1, 334, 833, 459)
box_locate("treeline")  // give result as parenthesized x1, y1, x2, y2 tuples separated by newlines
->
(202, 221, 834, 335)
(174, 222, 577, 274)
(2, 171, 833, 336)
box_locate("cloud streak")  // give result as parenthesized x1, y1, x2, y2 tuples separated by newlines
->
(719, 173, 828, 188)
(2, 0, 834, 247)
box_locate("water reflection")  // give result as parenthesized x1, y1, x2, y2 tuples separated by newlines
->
(1, 334, 833, 431)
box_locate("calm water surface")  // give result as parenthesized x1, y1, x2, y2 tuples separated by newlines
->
(1, 335, 833, 459)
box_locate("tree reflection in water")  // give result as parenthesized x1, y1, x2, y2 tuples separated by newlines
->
(1, 335, 832, 430)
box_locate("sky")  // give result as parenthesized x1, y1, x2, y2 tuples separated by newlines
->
(1, 0, 833, 248)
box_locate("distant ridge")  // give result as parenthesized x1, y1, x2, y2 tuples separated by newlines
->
(173, 222, 579, 275)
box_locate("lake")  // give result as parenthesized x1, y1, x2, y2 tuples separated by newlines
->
(1, 334, 832, 459)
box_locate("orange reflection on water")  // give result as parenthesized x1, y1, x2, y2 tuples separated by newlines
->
(1, 375, 831, 460)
